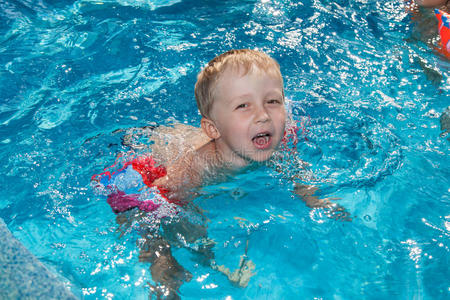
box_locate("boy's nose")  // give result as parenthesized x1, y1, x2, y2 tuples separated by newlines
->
(255, 106, 270, 123)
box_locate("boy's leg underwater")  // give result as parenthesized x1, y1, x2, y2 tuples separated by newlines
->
(115, 212, 192, 298)
(139, 235, 192, 299)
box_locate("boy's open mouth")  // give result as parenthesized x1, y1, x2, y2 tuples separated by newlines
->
(252, 132, 272, 149)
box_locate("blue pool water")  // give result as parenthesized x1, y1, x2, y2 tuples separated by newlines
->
(1, 0, 449, 299)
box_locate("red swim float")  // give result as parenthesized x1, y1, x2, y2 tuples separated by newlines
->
(435, 9, 450, 57)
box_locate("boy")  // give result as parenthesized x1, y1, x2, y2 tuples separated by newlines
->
(146, 50, 336, 208)
(96, 49, 342, 298)
(151, 49, 287, 199)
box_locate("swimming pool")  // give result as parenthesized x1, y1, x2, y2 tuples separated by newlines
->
(1, 0, 449, 298)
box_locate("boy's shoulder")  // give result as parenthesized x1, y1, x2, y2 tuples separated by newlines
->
(150, 124, 215, 197)
(153, 123, 210, 150)
(149, 123, 211, 162)
(123, 123, 211, 162)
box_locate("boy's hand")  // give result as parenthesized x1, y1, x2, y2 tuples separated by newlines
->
(293, 184, 352, 221)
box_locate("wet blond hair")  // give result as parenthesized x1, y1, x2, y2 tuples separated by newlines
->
(194, 49, 283, 119)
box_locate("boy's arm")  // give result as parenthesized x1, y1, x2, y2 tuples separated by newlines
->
(293, 183, 352, 221)
(293, 184, 329, 208)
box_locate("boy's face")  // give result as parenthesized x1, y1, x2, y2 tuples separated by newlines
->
(206, 66, 286, 167)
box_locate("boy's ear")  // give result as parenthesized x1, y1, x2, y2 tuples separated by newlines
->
(201, 118, 220, 139)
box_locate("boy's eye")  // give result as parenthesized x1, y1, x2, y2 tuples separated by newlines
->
(236, 103, 248, 109)
(268, 99, 281, 104)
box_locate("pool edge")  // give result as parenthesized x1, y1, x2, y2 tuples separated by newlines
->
(0, 218, 78, 299)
